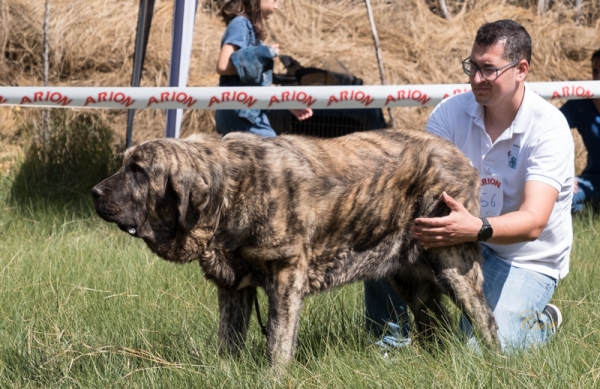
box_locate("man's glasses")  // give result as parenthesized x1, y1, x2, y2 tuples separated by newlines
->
(461, 57, 520, 80)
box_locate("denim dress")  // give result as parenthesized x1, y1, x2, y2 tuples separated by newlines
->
(216, 16, 276, 137)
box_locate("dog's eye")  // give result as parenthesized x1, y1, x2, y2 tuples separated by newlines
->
(127, 162, 144, 174)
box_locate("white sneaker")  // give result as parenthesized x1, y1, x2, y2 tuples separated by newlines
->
(543, 303, 563, 334)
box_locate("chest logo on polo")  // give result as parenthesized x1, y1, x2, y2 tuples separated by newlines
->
(508, 144, 520, 169)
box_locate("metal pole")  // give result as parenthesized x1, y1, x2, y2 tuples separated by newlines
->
(126, 0, 156, 148)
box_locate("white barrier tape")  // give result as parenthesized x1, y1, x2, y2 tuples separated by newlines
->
(0, 81, 598, 110)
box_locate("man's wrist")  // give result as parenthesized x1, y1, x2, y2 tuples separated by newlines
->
(477, 217, 493, 242)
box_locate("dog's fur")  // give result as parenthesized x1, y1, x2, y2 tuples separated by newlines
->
(92, 129, 499, 364)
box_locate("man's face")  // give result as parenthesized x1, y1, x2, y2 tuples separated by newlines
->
(592, 57, 600, 81)
(468, 42, 525, 107)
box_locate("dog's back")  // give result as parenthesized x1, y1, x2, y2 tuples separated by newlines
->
(218, 129, 481, 290)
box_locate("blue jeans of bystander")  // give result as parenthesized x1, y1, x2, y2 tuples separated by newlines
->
(572, 175, 600, 213)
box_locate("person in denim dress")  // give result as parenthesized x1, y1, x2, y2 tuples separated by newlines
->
(216, 0, 312, 137)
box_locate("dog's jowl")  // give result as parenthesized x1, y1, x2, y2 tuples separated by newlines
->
(92, 129, 500, 365)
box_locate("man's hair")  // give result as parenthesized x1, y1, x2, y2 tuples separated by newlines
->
(592, 48, 600, 63)
(475, 20, 532, 65)
(220, 0, 266, 42)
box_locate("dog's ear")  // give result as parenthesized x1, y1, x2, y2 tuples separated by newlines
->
(168, 167, 211, 233)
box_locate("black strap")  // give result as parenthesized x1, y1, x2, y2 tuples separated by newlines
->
(254, 293, 268, 337)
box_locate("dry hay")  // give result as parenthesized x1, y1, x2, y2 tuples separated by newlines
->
(0, 0, 599, 171)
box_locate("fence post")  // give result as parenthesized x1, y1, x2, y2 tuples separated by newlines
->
(42, 0, 50, 156)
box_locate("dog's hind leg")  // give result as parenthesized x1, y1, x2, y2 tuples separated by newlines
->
(432, 244, 501, 351)
(217, 286, 256, 357)
(389, 272, 452, 346)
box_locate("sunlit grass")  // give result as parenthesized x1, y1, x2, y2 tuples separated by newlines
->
(1, 169, 599, 387)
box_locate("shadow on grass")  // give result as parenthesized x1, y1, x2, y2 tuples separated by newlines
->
(7, 110, 122, 216)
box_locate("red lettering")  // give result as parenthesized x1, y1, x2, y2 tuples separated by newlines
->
(222, 92, 231, 102)
(245, 96, 257, 108)
(98, 92, 107, 102)
(84, 96, 96, 106)
(57, 95, 72, 106)
(175, 93, 186, 103)
(146, 96, 160, 107)
(0, 96, 7, 104)
(551, 91, 561, 99)
(121, 96, 135, 108)
(305, 95, 316, 107)
(113, 92, 125, 103)
(208, 96, 220, 108)
(49, 92, 61, 103)
(33, 92, 43, 102)
(268, 96, 280, 107)
(182, 95, 196, 108)
(340, 91, 348, 101)
(385, 95, 396, 106)
(160, 92, 169, 102)
(327, 95, 339, 107)
(282, 91, 290, 101)
(20, 96, 33, 104)
(418, 94, 431, 105)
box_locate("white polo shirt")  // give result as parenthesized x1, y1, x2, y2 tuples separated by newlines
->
(426, 85, 574, 280)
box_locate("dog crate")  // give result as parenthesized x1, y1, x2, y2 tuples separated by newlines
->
(268, 55, 387, 137)
(267, 108, 386, 138)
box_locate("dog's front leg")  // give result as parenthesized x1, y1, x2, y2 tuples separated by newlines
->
(264, 274, 306, 366)
(217, 286, 256, 357)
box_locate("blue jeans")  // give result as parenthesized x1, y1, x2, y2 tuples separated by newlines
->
(365, 246, 558, 351)
(215, 109, 277, 138)
(572, 175, 600, 213)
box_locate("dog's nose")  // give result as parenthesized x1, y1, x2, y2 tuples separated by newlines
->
(91, 186, 103, 200)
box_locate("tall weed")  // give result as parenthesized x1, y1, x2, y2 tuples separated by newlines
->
(8, 109, 121, 213)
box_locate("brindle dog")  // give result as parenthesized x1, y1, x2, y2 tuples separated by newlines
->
(92, 129, 500, 365)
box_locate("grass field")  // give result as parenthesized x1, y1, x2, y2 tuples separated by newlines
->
(1, 155, 600, 388)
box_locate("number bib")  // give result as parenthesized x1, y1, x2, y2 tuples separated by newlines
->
(480, 174, 504, 217)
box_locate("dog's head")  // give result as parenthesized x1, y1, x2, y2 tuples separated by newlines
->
(92, 135, 226, 262)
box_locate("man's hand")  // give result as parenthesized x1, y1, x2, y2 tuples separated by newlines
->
(412, 192, 482, 248)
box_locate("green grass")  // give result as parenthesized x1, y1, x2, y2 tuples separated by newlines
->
(1, 145, 600, 387)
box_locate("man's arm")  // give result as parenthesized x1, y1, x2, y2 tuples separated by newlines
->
(412, 180, 558, 248)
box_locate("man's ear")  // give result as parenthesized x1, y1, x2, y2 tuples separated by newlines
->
(168, 169, 210, 233)
(517, 59, 529, 81)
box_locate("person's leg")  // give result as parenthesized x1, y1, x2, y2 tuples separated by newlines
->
(249, 112, 277, 138)
(572, 176, 593, 213)
(460, 246, 558, 352)
(364, 279, 411, 348)
(581, 174, 600, 211)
